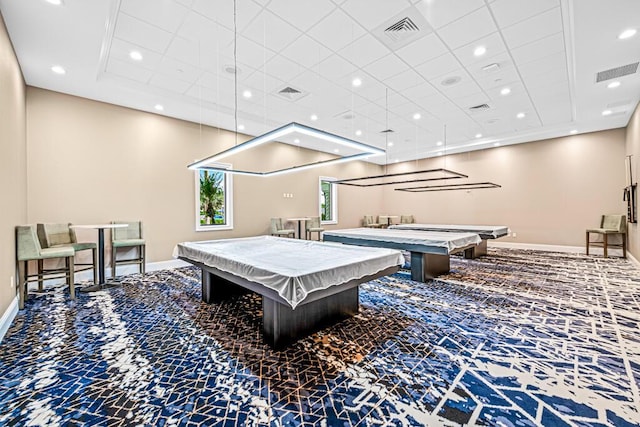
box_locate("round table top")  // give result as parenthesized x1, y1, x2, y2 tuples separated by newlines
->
(70, 224, 129, 229)
(287, 217, 311, 221)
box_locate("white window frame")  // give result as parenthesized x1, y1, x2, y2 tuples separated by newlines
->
(195, 163, 234, 231)
(319, 176, 338, 225)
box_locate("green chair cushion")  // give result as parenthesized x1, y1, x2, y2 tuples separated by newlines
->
(40, 247, 75, 259)
(113, 239, 146, 248)
(273, 230, 295, 235)
(50, 242, 97, 251)
(308, 227, 324, 232)
(587, 228, 623, 234)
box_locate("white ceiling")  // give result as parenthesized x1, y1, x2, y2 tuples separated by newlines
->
(1, 0, 639, 164)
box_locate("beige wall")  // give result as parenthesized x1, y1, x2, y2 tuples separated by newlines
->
(382, 129, 627, 247)
(0, 14, 26, 315)
(26, 88, 384, 263)
(626, 102, 640, 259)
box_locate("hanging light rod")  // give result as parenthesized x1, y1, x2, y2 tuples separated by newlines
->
(395, 182, 502, 192)
(332, 168, 467, 187)
(187, 122, 385, 175)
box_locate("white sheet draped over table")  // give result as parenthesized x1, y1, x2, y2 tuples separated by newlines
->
(173, 236, 404, 309)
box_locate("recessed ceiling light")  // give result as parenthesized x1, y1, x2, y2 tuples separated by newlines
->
(294, 138, 300, 143)
(242, 90, 252, 98)
(475, 133, 483, 138)
(45, 0, 63, 5)
(436, 141, 443, 146)
(129, 50, 143, 61)
(413, 113, 421, 120)
(154, 104, 164, 111)
(516, 112, 525, 119)
(310, 114, 318, 121)
(352, 77, 362, 87)
(387, 142, 394, 147)
(355, 130, 362, 136)
(493, 142, 500, 147)
(500, 87, 511, 96)
(394, 159, 399, 163)
(51, 65, 66, 75)
(223, 64, 241, 75)
(607, 81, 621, 89)
(238, 124, 245, 131)
(437, 151, 443, 156)
(602, 109, 613, 116)
(473, 46, 487, 57)
(618, 28, 637, 39)
(333, 149, 340, 153)
(570, 129, 578, 134)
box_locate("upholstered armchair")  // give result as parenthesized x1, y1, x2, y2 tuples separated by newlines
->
(37, 223, 98, 285)
(586, 214, 627, 258)
(111, 221, 146, 277)
(305, 216, 324, 240)
(400, 215, 415, 224)
(270, 218, 295, 237)
(16, 225, 75, 309)
(363, 215, 382, 228)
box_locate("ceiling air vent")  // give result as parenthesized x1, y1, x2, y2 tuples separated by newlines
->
(595, 62, 638, 82)
(380, 129, 395, 134)
(373, 6, 432, 50)
(274, 85, 308, 102)
(469, 104, 490, 112)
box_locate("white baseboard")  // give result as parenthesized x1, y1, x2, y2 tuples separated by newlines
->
(0, 296, 18, 343)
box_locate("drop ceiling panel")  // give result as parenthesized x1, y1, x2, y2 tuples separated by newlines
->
(114, 13, 173, 53)
(105, 58, 153, 84)
(177, 12, 234, 46)
(437, 7, 497, 50)
(394, 33, 449, 68)
(242, 11, 303, 53)
(501, 7, 562, 50)
(165, 36, 201, 67)
(489, 0, 559, 28)
(383, 69, 425, 92)
(120, 0, 189, 33)
(510, 32, 565, 67)
(191, 0, 262, 30)
(266, 0, 335, 32)
(157, 56, 202, 83)
(316, 55, 358, 82)
(280, 35, 332, 69)
(341, 0, 413, 30)
(236, 36, 278, 70)
(338, 34, 389, 68)
(263, 55, 306, 84)
(415, 53, 460, 81)
(307, 9, 366, 52)
(366, 54, 410, 82)
(416, 0, 485, 30)
(452, 32, 508, 67)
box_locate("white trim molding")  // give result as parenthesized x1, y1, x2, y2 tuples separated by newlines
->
(0, 296, 19, 343)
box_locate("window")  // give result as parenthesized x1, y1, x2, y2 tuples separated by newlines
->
(195, 164, 233, 231)
(319, 176, 337, 224)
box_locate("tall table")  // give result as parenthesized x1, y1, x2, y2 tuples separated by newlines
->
(71, 223, 128, 292)
(286, 217, 310, 239)
(378, 215, 399, 228)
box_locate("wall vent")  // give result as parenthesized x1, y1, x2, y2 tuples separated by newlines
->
(595, 62, 638, 82)
(274, 85, 308, 101)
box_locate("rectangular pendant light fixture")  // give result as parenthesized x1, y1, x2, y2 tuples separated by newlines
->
(395, 182, 502, 192)
(332, 168, 467, 187)
(188, 122, 385, 176)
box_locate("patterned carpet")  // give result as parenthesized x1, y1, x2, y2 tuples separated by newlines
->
(0, 248, 639, 426)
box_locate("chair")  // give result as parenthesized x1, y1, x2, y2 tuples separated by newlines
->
(363, 215, 382, 228)
(270, 218, 295, 238)
(400, 215, 415, 224)
(16, 225, 75, 309)
(305, 216, 325, 240)
(37, 223, 98, 285)
(111, 221, 146, 277)
(586, 214, 627, 258)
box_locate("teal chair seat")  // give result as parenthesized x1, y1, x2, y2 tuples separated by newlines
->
(37, 223, 98, 285)
(112, 239, 146, 248)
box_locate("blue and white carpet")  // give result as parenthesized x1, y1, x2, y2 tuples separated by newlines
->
(0, 249, 639, 426)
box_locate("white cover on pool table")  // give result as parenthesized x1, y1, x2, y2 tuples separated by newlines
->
(173, 236, 404, 309)
(322, 228, 481, 252)
(389, 223, 508, 238)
